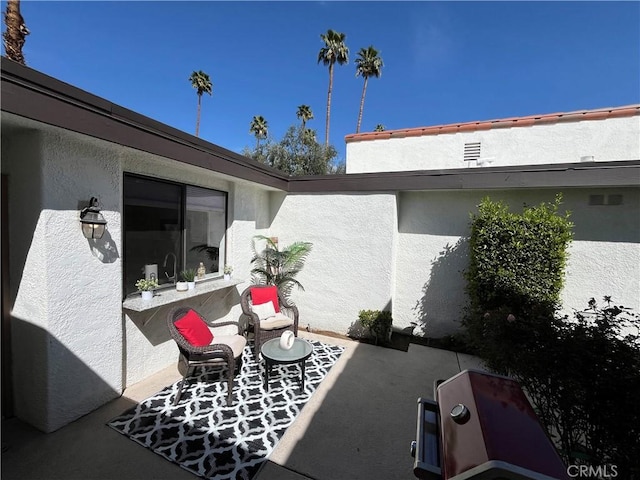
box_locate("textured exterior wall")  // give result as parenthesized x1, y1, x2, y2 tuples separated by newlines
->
(2, 118, 273, 431)
(268, 193, 398, 335)
(3, 130, 49, 429)
(395, 188, 640, 338)
(3, 125, 123, 432)
(3, 113, 638, 433)
(346, 116, 640, 173)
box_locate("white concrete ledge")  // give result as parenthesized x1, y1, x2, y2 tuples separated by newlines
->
(122, 277, 244, 312)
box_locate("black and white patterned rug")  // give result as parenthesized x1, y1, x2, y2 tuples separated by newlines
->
(108, 340, 344, 480)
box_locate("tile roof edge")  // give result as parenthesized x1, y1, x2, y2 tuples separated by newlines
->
(345, 104, 640, 143)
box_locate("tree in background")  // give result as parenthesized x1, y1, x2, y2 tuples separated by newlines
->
(296, 104, 314, 129)
(317, 29, 349, 147)
(243, 124, 343, 176)
(189, 70, 212, 137)
(2, 0, 29, 65)
(355, 46, 383, 133)
(374, 124, 385, 132)
(249, 115, 269, 150)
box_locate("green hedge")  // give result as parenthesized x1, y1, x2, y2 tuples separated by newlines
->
(358, 309, 392, 345)
(465, 194, 573, 315)
(459, 196, 640, 474)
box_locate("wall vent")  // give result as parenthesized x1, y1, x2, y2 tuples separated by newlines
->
(464, 142, 481, 162)
(589, 194, 623, 206)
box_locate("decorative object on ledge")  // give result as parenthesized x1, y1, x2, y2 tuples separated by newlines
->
(175, 281, 188, 292)
(223, 264, 233, 281)
(79, 197, 107, 239)
(135, 278, 158, 301)
(197, 262, 206, 280)
(279, 330, 295, 350)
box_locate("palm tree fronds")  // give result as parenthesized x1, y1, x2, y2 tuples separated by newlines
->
(250, 235, 312, 296)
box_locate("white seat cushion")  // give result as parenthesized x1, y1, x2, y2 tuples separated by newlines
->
(210, 334, 247, 358)
(260, 313, 294, 331)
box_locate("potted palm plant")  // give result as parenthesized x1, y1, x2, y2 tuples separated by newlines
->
(250, 235, 313, 297)
(135, 278, 158, 301)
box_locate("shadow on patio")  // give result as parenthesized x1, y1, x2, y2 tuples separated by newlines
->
(1, 331, 485, 480)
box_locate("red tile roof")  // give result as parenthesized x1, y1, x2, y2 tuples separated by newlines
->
(345, 104, 640, 143)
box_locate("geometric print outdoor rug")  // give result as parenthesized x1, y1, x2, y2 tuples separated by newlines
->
(108, 340, 344, 480)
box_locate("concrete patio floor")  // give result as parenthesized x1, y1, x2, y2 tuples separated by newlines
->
(1, 331, 486, 480)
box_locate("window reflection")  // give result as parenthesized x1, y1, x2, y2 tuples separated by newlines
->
(123, 175, 227, 296)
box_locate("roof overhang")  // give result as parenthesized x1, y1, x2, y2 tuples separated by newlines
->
(2, 58, 639, 194)
(288, 161, 640, 192)
(1, 58, 290, 191)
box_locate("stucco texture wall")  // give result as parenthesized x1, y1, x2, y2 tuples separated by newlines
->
(268, 193, 398, 335)
(3, 125, 123, 432)
(2, 118, 274, 431)
(395, 188, 640, 338)
(346, 116, 640, 173)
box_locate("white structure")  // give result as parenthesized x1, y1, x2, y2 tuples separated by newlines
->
(2, 60, 639, 434)
(345, 105, 640, 173)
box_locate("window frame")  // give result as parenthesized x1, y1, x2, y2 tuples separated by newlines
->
(122, 172, 228, 298)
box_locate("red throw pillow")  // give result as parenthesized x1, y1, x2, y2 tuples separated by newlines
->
(250, 286, 280, 312)
(174, 309, 213, 346)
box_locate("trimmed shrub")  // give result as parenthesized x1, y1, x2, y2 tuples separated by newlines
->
(461, 195, 640, 475)
(465, 194, 573, 316)
(358, 310, 392, 345)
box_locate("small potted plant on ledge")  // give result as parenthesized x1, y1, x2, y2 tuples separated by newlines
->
(180, 269, 197, 290)
(135, 278, 158, 301)
(223, 265, 233, 281)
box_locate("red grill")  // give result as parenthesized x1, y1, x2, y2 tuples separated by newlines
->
(411, 370, 569, 480)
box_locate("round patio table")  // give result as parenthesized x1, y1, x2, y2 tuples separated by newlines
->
(260, 337, 313, 392)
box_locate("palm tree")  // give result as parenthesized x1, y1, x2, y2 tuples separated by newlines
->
(317, 29, 349, 147)
(2, 0, 29, 65)
(296, 105, 314, 129)
(374, 124, 385, 132)
(189, 70, 212, 137)
(249, 115, 268, 149)
(355, 46, 384, 134)
(250, 235, 313, 297)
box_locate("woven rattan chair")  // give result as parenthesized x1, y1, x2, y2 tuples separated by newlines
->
(240, 286, 299, 356)
(167, 306, 247, 406)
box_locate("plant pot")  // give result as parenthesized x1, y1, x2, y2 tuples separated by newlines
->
(141, 290, 153, 301)
(223, 274, 231, 281)
(176, 281, 188, 292)
(187, 281, 195, 290)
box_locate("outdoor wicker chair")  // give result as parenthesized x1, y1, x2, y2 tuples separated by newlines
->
(240, 285, 299, 356)
(167, 306, 247, 406)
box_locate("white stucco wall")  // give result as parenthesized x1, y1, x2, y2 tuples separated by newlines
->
(3, 111, 638, 434)
(267, 193, 398, 335)
(2, 115, 274, 431)
(266, 187, 639, 339)
(346, 116, 640, 173)
(3, 124, 123, 432)
(394, 188, 640, 338)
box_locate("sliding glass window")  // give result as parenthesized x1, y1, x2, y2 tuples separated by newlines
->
(123, 174, 227, 296)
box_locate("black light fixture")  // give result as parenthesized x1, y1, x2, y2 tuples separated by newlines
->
(80, 197, 107, 239)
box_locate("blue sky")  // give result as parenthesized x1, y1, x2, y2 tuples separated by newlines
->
(5, 1, 640, 163)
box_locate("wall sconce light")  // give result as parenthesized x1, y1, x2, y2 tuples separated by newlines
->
(80, 197, 107, 239)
